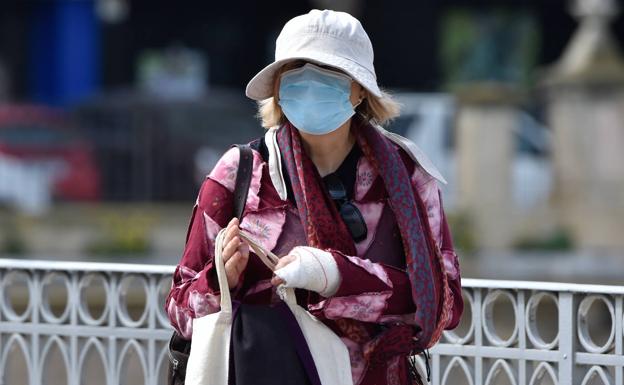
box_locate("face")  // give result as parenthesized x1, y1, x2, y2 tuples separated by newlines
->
(274, 60, 365, 107)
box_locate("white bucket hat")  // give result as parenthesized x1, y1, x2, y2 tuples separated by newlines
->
(245, 9, 381, 100)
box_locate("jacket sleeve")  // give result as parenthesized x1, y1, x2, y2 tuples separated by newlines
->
(314, 172, 463, 329)
(439, 197, 463, 329)
(164, 175, 243, 339)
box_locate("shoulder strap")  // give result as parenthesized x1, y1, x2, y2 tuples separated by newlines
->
(165, 144, 254, 380)
(233, 144, 253, 219)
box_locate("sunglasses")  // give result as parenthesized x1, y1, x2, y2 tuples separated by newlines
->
(323, 173, 368, 243)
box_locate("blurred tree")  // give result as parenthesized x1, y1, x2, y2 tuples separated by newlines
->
(440, 7, 540, 88)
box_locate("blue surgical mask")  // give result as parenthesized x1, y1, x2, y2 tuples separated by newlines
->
(278, 63, 355, 135)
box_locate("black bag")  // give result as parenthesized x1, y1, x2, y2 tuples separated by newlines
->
(168, 144, 254, 385)
(229, 301, 314, 385)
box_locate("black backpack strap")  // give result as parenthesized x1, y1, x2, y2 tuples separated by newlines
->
(233, 144, 253, 219)
(167, 143, 255, 384)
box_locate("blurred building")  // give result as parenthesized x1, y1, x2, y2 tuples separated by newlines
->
(0, 1, 621, 101)
(0, 0, 623, 273)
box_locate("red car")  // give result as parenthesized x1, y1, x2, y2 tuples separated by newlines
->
(0, 105, 100, 201)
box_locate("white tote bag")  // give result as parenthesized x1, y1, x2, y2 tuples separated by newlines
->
(185, 229, 353, 385)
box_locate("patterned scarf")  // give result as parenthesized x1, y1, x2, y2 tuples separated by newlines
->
(276, 117, 451, 350)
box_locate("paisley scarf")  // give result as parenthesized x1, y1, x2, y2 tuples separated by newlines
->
(276, 116, 451, 350)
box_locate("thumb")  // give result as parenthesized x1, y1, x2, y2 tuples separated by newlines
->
(274, 255, 302, 287)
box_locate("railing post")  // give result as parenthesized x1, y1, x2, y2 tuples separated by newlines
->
(615, 294, 623, 385)
(0, 269, 3, 385)
(474, 288, 483, 385)
(107, 272, 118, 385)
(69, 272, 79, 385)
(558, 292, 577, 385)
(31, 270, 41, 385)
(147, 274, 157, 385)
(517, 290, 527, 385)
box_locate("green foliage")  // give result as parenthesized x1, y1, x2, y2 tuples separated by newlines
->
(440, 7, 540, 88)
(0, 210, 27, 255)
(1, 225, 27, 255)
(86, 212, 153, 256)
(513, 228, 575, 251)
(445, 211, 477, 256)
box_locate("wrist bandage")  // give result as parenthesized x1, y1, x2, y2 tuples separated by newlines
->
(274, 246, 341, 297)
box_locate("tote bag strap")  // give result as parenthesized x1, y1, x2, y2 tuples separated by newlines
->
(166, 144, 256, 384)
(214, 228, 286, 312)
(238, 231, 279, 270)
(214, 229, 233, 313)
(237, 231, 298, 306)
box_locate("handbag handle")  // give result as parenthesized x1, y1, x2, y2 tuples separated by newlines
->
(215, 229, 298, 307)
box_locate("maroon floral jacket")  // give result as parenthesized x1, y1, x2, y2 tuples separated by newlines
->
(165, 130, 463, 385)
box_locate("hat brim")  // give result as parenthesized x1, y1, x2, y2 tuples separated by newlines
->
(245, 52, 381, 100)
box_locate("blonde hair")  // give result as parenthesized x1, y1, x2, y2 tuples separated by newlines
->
(256, 65, 401, 128)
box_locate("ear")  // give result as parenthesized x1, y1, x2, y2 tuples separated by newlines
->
(359, 86, 367, 101)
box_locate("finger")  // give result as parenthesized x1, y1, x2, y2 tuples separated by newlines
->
(222, 237, 241, 261)
(227, 249, 249, 272)
(225, 250, 241, 268)
(274, 254, 297, 270)
(239, 239, 250, 256)
(223, 221, 234, 243)
(234, 245, 249, 264)
(271, 276, 285, 286)
(227, 217, 239, 228)
(225, 251, 243, 281)
(237, 241, 250, 262)
(224, 222, 239, 244)
(225, 216, 239, 234)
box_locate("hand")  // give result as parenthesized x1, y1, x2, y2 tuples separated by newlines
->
(222, 218, 250, 289)
(270, 254, 298, 286)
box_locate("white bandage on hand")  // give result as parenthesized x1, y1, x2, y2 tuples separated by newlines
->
(274, 246, 341, 297)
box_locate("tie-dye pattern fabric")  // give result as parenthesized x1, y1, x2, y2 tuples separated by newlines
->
(355, 120, 448, 350)
(165, 129, 463, 385)
(352, 201, 384, 256)
(277, 118, 451, 350)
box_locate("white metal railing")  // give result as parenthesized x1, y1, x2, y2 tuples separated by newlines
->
(0, 259, 173, 385)
(0, 259, 623, 385)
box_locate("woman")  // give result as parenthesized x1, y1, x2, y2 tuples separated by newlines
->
(166, 9, 463, 385)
